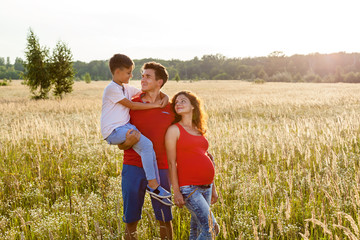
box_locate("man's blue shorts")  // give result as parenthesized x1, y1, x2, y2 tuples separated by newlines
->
(121, 164, 173, 223)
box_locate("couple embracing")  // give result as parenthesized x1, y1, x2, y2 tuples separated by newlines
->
(100, 54, 219, 239)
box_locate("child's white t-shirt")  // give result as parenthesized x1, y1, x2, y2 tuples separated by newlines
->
(100, 81, 141, 139)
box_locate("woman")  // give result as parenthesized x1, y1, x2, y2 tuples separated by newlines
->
(165, 91, 219, 239)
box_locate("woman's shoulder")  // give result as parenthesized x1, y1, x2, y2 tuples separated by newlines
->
(168, 123, 180, 131)
(166, 124, 180, 136)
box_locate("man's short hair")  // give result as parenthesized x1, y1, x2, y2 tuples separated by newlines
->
(141, 62, 168, 88)
(109, 54, 134, 74)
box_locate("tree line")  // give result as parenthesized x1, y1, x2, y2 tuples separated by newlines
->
(0, 57, 24, 80)
(2, 52, 360, 83)
(68, 52, 360, 83)
(65, 52, 360, 83)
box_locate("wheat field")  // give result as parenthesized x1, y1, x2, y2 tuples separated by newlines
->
(1, 80, 360, 239)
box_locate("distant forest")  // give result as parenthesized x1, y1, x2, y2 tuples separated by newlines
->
(2, 52, 360, 83)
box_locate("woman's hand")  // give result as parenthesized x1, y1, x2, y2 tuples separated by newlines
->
(211, 186, 218, 205)
(173, 191, 186, 208)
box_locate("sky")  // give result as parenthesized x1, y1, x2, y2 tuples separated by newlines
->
(1, 0, 360, 63)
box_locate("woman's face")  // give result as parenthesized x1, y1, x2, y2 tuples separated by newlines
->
(174, 94, 193, 115)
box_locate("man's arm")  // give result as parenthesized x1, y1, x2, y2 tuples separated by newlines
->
(118, 98, 161, 110)
(118, 129, 141, 150)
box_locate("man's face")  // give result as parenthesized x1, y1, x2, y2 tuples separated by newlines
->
(141, 68, 162, 92)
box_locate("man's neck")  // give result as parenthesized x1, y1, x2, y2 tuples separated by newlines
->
(141, 90, 161, 103)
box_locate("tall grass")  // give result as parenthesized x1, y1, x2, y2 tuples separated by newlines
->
(1, 81, 360, 239)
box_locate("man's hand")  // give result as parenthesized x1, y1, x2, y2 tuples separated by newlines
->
(118, 129, 141, 150)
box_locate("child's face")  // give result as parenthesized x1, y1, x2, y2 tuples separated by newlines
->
(115, 67, 133, 84)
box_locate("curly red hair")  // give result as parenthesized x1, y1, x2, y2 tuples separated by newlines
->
(171, 91, 207, 135)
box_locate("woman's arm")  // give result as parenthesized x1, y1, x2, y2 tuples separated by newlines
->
(206, 151, 218, 204)
(165, 125, 185, 208)
(211, 182, 219, 204)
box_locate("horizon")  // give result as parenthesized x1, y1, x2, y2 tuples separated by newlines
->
(3, 51, 360, 65)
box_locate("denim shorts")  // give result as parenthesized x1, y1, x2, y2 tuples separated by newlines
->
(180, 184, 217, 239)
(122, 164, 172, 223)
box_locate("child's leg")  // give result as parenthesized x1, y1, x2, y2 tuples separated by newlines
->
(105, 125, 130, 145)
(106, 124, 170, 199)
(131, 133, 160, 185)
(106, 124, 160, 184)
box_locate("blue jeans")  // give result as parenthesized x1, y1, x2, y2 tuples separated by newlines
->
(106, 123, 160, 183)
(180, 184, 217, 240)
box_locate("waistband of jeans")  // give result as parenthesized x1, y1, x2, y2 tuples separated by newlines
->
(184, 184, 211, 189)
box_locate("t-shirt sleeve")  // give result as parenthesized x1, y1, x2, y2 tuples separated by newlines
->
(127, 85, 141, 98)
(106, 84, 125, 103)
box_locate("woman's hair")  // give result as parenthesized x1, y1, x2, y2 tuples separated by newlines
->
(171, 91, 207, 135)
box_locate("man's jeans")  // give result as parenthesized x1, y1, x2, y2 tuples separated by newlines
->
(180, 184, 217, 240)
(106, 123, 160, 183)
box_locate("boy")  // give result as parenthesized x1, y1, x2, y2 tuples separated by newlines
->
(100, 54, 171, 205)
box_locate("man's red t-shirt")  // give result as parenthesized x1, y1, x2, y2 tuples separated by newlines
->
(123, 93, 175, 169)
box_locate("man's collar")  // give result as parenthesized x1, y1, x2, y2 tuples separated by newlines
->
(140, 91, 161, 103)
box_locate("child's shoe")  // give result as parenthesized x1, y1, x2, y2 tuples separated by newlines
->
(146, 185, 172, 198)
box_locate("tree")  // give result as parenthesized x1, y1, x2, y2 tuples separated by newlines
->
(6, 57, 11, 68)
(174, 72, 180, 82)
(213, 72, 230, 80)
(344, 72, 360, 83)
(49, 41, 75, 98)
(14, 57, 25, 72)
(83, 72, 91, 83)
(23, 29, 51, 99)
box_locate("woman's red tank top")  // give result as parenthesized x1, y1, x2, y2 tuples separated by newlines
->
(175, 123, 215, 187)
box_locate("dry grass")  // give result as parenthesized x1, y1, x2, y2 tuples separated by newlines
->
(1, 80, 360, 239)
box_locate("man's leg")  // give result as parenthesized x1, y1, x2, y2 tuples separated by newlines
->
(158, 220, 173, 240)
(125, 221, 139, 240)
(122, 165, 147, 238)
(151, 169, 173, 239)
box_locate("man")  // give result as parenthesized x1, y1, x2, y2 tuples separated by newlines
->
(118, 62, 174, 240)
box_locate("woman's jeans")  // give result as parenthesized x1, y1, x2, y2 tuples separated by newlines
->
(180, 184, 217, 240)
(106, 123, 160, 183)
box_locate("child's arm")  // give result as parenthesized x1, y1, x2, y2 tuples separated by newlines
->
(118, 98, 161, 110)
(159, 92, 169, 108)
